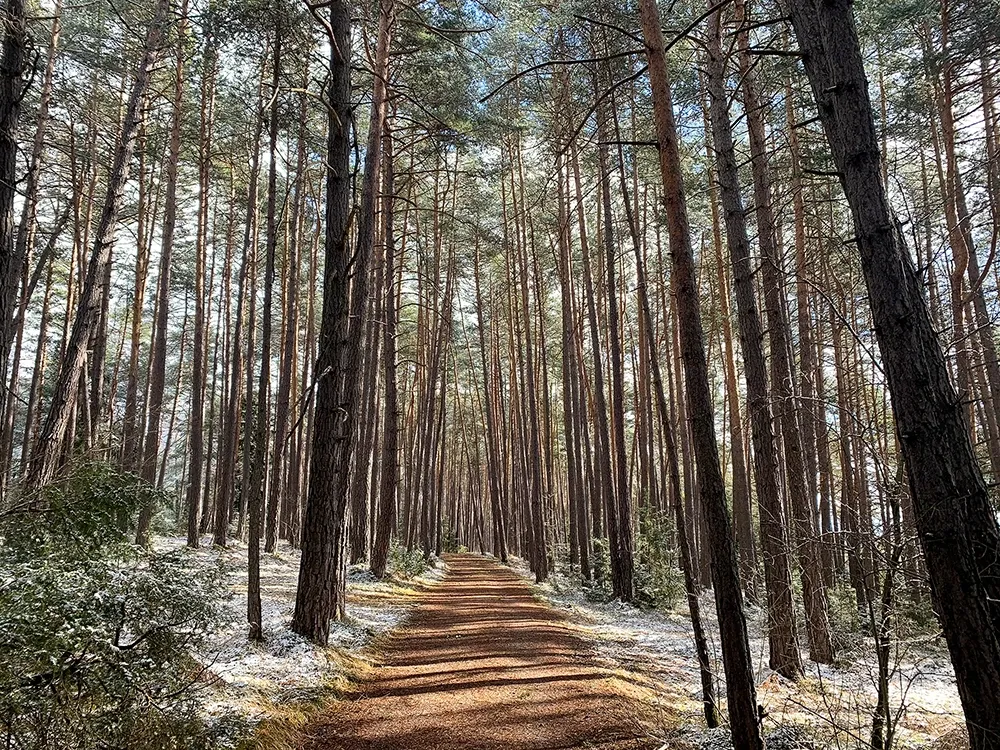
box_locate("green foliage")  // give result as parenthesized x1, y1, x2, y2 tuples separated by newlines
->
(441, 525, 460, 554)
(583, 510, 684, 609)
(634, 507, 684, 610)
(0, 462, 231, 750)
(387, 545, 432, 579)
(10, 461, 165, 555)
(584, 538, 615, 602)
(825, 577, 866, 650)
(894, 592, 940, 636)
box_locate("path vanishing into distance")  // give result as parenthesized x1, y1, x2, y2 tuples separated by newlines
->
(301, 555, 660, 750)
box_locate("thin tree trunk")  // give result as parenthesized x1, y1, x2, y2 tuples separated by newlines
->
(26, 0, 171, 493)
(187, 13, 212, 548)
(371, 117, 399, 579)
(639, 0, 763, 744)
(704, 7, 803, 679)
(135, 0, 185, 542)
(736, 1, 833, 665)
(248, 22, 283, 641)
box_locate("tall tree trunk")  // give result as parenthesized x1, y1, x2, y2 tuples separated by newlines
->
(273, 83, 309, 548)
(597, 84, 633, 600)
(556, 152, 586, 579)
(214, 105, 264, 547)
(703, 122, 756, 592)
(639, 0, 763, 745)
(187, 15, 213, 548)
(293, 0, 380, 641)
(122, 119, 149, 474)
(704, 7, 803, 680)
(248, 22, 283, 642)
(1, 1, 60, 482)
(347, 4, 393, 562)
(26, 0, 171, 493)
(788, 2, 1000, 744)
(135, 0, 185, 542)
(613, 118, 718, 727)
(371, 117, 399, 579)
(0, 0, 28, 459)
(736, 0, 833, 665)
(473, 233, 508, 563)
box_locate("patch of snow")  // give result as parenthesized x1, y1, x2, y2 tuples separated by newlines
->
(512, 559, 962, 747)
(152, 535, 448, 745)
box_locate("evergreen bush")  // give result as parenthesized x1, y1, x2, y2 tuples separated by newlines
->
(0, 462, 230, 749)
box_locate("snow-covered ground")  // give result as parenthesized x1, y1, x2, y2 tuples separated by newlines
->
(152, 536, 447, 744)
(512, 559, 963, 748)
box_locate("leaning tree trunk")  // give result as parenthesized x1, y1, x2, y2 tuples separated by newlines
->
(639, 0, 762, 746)
(612, 116, 718, 728)
(25, 0, 171, 493)
(135, 0, 185, 543)
(788, 1, 1000, 745)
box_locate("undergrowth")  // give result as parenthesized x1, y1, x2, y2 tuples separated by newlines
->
(581, 509, 684, 610)
(0, 461, 231, 750)
(387, 544, 435, 579)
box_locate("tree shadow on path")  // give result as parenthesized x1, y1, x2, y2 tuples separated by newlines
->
(300, 554, 662, 750)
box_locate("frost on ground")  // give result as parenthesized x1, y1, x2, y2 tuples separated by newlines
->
(152, 536, 446, 743)
(512, 559, 962, 748)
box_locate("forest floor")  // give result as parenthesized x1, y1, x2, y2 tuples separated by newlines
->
(517, 562, 965, 749)
(298, 554, 661, 750)
(152, 536, 449, 747)
(153, 539, 964, 749)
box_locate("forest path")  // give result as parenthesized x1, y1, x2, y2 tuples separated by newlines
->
(301, 554, 660, 750)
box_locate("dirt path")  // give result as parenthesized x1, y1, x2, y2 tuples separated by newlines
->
(302, 554, 659, 750)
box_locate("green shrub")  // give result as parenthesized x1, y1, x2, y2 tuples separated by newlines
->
(825, 576, 865, 651)
(0, 462, 231, 750)
(634, 506, 684, 610)
(583, 510, 684, 609)
(441, 525, 460, 554)
(895, 592, 940, 636)
(387, 544, 431, 579)
(584, 538, 615, 602)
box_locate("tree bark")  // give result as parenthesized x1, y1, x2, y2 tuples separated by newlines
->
(293, 0, 372, 641)
(788, 1, 1000, 743)
(704, 7, 803, 680)
(371, 116, 399, 579)
(735, 0, 833, 665)
(187, 7, 211, 548)
(639, 0, 762, 744)
(26, 0, 171, 493)
(248, 21, 283, 642)
(135, 0, 185, 542)
(0, 0, 28, 458)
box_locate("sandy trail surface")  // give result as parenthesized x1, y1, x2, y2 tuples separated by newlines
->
(302, 554, 658, 750)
